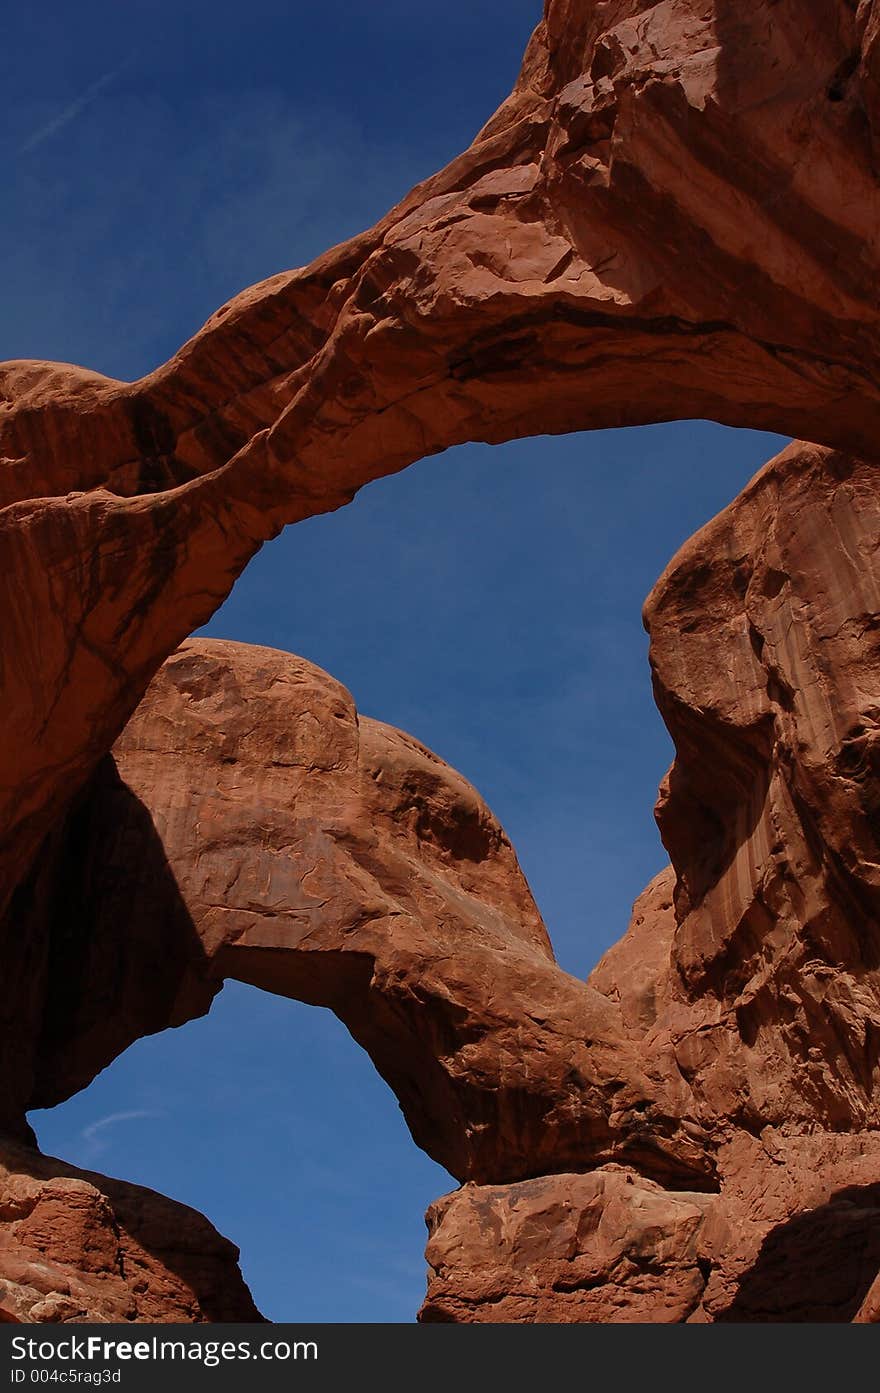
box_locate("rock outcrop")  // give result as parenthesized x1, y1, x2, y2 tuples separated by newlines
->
(16, 639, 711, 1191)
(420, 1136, 880, 1323)
(420, 1168, 717, 1323)
(3, 0, 880, 934)
(3, 0, 880, 1323)
(16, 437, 880, 1323)
(421, 439, 880, 1320)
(642, 440, 880, 1139)
(0, 1141, 261, 1324)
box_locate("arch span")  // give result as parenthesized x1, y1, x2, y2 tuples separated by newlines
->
(2, 0, 879, 921)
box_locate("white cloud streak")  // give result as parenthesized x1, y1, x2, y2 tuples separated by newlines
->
(80, 1108, 164, 1143)
(18, 62, 130, 156)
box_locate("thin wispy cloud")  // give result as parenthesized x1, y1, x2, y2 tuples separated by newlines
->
(78, 1109, 164, 1160)
(18, 62, 130, 156)
(81, 1108, 163, 1142)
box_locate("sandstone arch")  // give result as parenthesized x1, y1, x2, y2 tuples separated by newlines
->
(4, 0, 880, 1321)
(3, 0, 879, 917)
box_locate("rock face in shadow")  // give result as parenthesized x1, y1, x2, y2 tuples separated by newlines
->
(3, 0, 880, 1325)
(0, 1141, 261, 1323)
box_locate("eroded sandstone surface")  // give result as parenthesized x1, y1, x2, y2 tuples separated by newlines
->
(421, 439, 880, 1320)
(419, 439, 880, 1320)
(46, 639, 710, 1191)
(3, 0, 880, 1322)
(420, 1139, 880, 1322)
(0, 1142, 260, 1324)
(3, 0, 880, 934)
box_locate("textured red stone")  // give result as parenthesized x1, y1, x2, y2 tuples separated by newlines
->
(18, 639, 710, 1191)
(420, 1136, 880, 1323)
(3, 0, 880, 1322)
(422, 440, 880, 1320)
(3, 0, 879, 933)
(0, 1142, 261, 1324)
(421, 1169, 716, 1323)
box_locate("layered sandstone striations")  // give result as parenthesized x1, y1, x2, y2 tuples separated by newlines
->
(3, 0, 880, 1324)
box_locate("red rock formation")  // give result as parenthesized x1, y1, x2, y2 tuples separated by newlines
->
(0, 1141, 261, 1323)
(18, 639, 711, 1191)
(420, 1135, 880, 1322)
(3, 0, 880, 1324)
(421, 1168, 716, 1323)
(421, 439, 880, 1320)
(646, 441, 880, 1138)
(18, 442, 880, 1321)
(3, 0, 880, 932)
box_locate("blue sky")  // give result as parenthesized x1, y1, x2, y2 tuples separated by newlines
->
(5, 1, 788, 1321)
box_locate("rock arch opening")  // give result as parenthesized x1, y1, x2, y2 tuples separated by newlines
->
(28, 982, 449, 1321)
(4, 0, 880, 1324)
(19, 418, 835, 1321)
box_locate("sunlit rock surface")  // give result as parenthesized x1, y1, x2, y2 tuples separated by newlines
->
(3, 0, 880, 1321)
